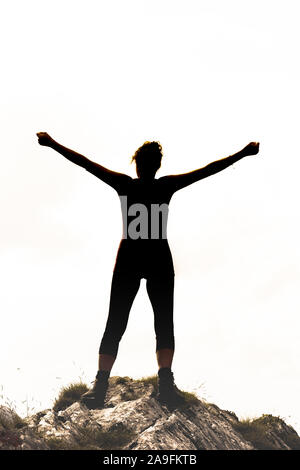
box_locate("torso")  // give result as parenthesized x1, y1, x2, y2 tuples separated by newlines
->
(118, 178, 174, 241)
(114, 177, 176, 278)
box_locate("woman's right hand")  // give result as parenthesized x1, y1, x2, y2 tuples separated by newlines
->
(36, 132, 55, 147)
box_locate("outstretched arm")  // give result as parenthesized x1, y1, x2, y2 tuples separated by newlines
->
(164, 142, 260, 192)
(36, 132, 131, 191)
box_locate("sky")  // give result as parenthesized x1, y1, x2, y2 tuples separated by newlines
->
(1, 0, 300, 433)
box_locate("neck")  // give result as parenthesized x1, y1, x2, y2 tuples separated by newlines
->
(138, 175, 156, 181)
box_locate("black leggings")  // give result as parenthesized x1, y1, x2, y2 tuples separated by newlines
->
(99, 270, 175, 357)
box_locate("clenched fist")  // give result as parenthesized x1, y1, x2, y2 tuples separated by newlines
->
(242, 142, 260, 156)
(36, 132, 54, 147)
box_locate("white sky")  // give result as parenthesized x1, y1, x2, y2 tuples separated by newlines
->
(1, 0, 300, 432)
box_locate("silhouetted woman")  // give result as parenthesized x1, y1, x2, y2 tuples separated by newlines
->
(37, 132, 259, 408)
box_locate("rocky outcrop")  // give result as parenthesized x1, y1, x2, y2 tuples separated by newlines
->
(0, 376, 299, 450)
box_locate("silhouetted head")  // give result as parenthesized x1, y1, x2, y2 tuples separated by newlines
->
(131, 141, 163, 179)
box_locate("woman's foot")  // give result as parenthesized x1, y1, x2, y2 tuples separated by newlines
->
(157, 367, 186, 408)
(80, 370, 110, 409)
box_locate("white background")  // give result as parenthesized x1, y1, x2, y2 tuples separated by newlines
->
(1, 0, 299, 432)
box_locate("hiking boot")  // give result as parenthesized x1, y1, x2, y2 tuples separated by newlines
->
(157, 367, 186, 408)
(80, 370, 110, 409)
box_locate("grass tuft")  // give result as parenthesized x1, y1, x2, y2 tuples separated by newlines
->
(233, 414, 300, 450)
(43, 423, 136, 450)
(135, 375, 158, 392)
(233, 418, 276, 450)
(178, 390, 199, 405)
(53, 382, 89, 412)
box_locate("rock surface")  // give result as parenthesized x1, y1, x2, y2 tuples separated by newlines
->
(0, 376, 299, 450)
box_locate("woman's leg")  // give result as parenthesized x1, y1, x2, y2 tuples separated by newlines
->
(98, 354, 116, 372)
(81, 270, 140, 408)
(99, 270, 141, 367)
(156, 348, 174, 369)
(146, 274, 185, 406)
(145, 274, 175, 366)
